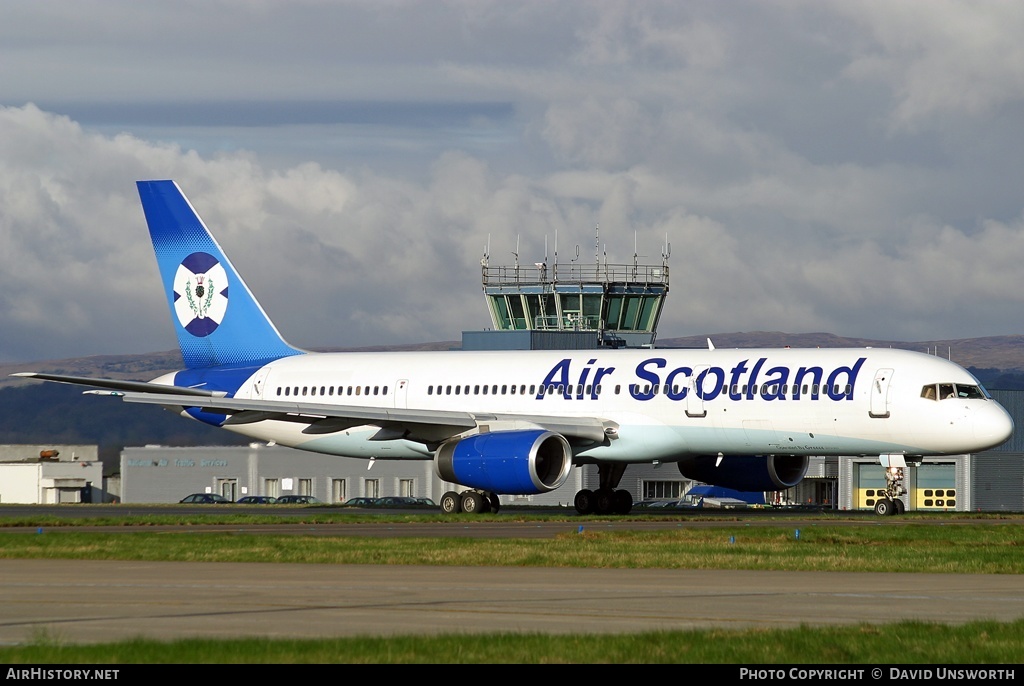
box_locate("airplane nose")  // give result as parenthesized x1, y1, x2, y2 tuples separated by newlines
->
(974, 403, 1014, 450)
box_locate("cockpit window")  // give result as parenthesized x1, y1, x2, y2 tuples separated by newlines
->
(921, 383, 987, 401)
(955, 384, 986, 399)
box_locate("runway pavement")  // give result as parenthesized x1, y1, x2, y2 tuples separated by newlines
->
(1, 558, 1023, 645)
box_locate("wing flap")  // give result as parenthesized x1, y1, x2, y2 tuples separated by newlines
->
(118, 391, 615, 444)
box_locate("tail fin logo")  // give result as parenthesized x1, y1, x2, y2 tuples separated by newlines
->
(173, 252, 229, 337)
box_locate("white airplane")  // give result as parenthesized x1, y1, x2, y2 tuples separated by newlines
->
(14, 181, 1015, 516)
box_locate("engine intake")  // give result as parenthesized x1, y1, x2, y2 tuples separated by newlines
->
(435, 429, 573, 495)
(677, 454, 808, 492)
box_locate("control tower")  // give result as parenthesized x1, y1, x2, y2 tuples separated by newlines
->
(476, 231, 670, 349)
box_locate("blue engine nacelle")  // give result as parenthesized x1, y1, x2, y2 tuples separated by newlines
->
(676, 454, 808, 492)
(434, 429, 574, 495)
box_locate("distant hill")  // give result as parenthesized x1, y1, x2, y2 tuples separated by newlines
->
(4, 332, 1023, 386)
(656, 332, 1024, 372)
(0, 342, 461, 390)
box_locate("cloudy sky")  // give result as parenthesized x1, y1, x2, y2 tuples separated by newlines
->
(1, 0, 1023, 364)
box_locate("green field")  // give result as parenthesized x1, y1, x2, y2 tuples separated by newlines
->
(0, 511, 1022, 663)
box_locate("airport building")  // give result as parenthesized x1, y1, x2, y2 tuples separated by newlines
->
(112, 417, 1023, 511)
(476, 237, 670, 350)
(0, 444, 107, 504)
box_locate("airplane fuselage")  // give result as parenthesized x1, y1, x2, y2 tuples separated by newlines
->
(153, 346, 1011, 463)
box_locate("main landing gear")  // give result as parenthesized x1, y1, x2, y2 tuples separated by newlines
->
(439, 489, 501, 514)
(574, 462, 633, 515)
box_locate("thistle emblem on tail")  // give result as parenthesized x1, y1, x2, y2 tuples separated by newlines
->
(173, 252, 229, 337)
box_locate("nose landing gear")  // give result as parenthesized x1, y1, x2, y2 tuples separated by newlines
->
(874, 455, 910, 516)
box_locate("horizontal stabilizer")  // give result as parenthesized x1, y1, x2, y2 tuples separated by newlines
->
(10, 372, 223, 397)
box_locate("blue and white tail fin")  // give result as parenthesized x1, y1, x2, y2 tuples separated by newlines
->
(137, 180, 303, 369)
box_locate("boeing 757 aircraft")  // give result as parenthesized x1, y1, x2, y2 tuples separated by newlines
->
(14, 181, 1015, 516)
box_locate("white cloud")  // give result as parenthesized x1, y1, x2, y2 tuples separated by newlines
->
(0, 2, 1023, 363)
(832, 0, 1024, 127)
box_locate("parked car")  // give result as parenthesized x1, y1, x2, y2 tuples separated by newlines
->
(634, 499, 678, 508)
(342, 497, 379, 507)
(275, 495, 324, 505)
(179, 493, 233, 504)
(236, 496, 277, 504)
(375, 496, 424, 507)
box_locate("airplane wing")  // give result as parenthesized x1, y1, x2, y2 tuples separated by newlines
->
(12, 372, 616, 445)
(117, 392, 616, 445)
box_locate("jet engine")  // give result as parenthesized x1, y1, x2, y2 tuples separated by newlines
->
(434, 429, 573, 495)
(677, 454, 808, 492)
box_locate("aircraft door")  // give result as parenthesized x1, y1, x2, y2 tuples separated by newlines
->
(686, 366, 708, 418)
(251, 367, 271, 399)
(869, 368, 893, 418)
(395, 379, 409, 409)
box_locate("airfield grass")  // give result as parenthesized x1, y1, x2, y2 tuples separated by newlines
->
(0, 513, 1022, 663)
(0, 519, 1023, 573)
(2, 620, 1023, 664)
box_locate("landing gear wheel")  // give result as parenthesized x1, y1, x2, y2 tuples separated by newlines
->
(594, 488, 614, 515)
(461, 491, 484, 514)
(574, 489, 595, 515)
(487, 492, 501, 514)
(440, 491, 462, 514)
(874, 498, 894, 516)
(894, 498, 905, 515)
(613, 489, 633, 515)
